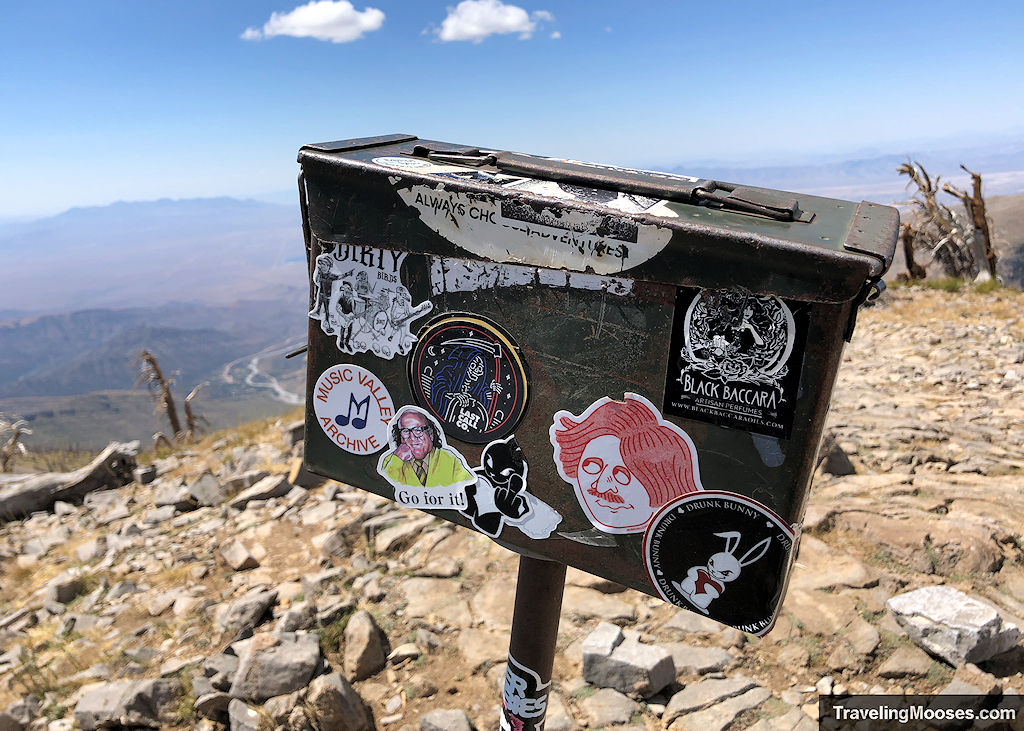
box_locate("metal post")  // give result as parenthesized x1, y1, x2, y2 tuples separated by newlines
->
(500, 555, 567, 731)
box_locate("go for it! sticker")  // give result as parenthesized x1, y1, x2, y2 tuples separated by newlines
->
(409, 313, 529, 444)
(313, 364, 394, 455)
(644, 491, 795, 636)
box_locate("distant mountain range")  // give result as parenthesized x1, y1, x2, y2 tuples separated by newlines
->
(0, 197, 307, 315)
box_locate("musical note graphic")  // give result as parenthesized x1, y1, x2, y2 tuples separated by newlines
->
(335, 393, 371, 429)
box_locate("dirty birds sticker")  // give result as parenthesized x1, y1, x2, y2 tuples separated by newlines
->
(409, 314, 529, 444)
(376, 406, 476, 510)
(663, 288, 808, 438)
(309, 243, 433, 360)
(501, 654, 549, 731)
(461, 436, 561, 540)
(550, 393, 703, 535)
(313, 364, 393, 455)
(644, 490, 795, 636)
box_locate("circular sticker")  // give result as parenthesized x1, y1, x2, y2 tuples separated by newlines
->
(409, 314, 529, 444)
(313, 364, 394, 455)
(371, 156, 435, 170)
(644, 491, 795, 636)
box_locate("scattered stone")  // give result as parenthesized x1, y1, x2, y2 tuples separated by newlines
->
(663, 677, 757, 726)
(229, 631, 321, 702)
(582, 621, 674, 698)
(275, 602, 316, 633)
(818, 432, 856, 476)
(877, 645, 934, 678)
(388, 643, 421, 664)
(220, 539, 259, 571)
(564, 587, 636, 624)
(313, 527, 349, 558)
(886, 586, 1021, 665)
(579, 687, 640, 727)
(419, 708, 475, 731)
(133, 465, 158, 485)
(670, 686, 771, 731)
(227, 699, 262, 731)
(44, 574, 82, 604)
(306, 672, 371, 731)
(229, 475, 292, 510)
(193, 691, 232, 721)
(153, 483, 195, 511)
(662, 610, 726, 634)
(288, 457, 325, 489)
(344, 610, 388, 681)
(566, 566, 627, 593)
(73, 678, 180, 730)
(215, 589, 277, 634)
(186, 473, 228, 507)
(75, 536, 107, 563)
(661, 643, 734, 676)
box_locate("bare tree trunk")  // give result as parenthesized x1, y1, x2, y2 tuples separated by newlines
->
(0, 441, 138, 521)
(136, 350, 182, 439)
(900, 222, 926, 280)
(946, 165, 998, 278)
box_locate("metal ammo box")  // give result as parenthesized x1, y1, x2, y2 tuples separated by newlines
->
(297, 133, 898, 636)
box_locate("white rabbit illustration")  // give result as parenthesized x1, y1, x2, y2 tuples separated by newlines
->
(672, 531, 771, 614)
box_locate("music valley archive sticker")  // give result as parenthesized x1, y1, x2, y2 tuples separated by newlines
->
(409, 314, 529, 444)
(313, 364, 394, 455)
(663, 288, 808, 438)
(644, 490, 795, 636)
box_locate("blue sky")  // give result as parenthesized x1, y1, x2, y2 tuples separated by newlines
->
(1, 0, 1022, 217)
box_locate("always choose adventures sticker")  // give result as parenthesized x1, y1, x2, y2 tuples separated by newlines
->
(644, 490, 795, 636)
(409, 314, 529, 444)
(663, 288, 808, 438)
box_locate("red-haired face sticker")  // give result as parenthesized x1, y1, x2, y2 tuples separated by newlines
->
(550, 393, 703, 534)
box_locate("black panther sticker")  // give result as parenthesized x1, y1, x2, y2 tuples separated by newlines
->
(409, 314, 530, 444)
(644, 491, 795, 636)
(461, 436, 561, 540)
(663, 287, 808, 438)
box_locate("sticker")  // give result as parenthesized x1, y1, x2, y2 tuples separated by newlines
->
(371, 155, 436, 171)
(644, 491, 795, 636)
(429, 257, 634, 297)
(550, 393, 703, 535)
(312, 364, 393, 454)
(461, 436, 561, 540)
(409, 314, 529, 444)
(376, 406, 476, 510)
(663, 288, 808, 438)
(309, 243, 433, 360)
(395, 184, 672, 275)
(501, 654, 549, 731)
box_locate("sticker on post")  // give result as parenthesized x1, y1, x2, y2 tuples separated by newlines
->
(377, 406, 476, 510)
(313, 364, 393, 455)
(501, 653, 550, 731)
(644, 490, 795, 636)
(663, 288, 808, 438)
(550, 393, 703, 535)
(461, 436, 561, 540)
(409, 314, 529, 444)
(309, 243, 433, 360)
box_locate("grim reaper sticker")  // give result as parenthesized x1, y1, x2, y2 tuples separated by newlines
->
(461, 436, 561, 540)
(663, 288, 808, 438)
(309, 243, 432, 360)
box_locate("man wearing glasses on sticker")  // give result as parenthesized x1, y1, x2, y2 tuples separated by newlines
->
(378, 406, 474, 491)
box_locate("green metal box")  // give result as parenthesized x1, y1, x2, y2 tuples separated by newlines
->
(297, 133, 898, 635)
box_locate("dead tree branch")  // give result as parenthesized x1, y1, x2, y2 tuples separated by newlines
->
(0, 415, 32, 473)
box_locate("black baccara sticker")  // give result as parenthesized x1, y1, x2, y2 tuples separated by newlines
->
(409, 314, 529, 444)
(663, 288, 808, 438)
(644, 490, 795, 636)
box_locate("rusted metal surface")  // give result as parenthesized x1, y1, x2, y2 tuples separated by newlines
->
(297, 134, 898, 634)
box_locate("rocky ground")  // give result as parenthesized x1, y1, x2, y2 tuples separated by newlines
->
(0, 285, 1022, 730)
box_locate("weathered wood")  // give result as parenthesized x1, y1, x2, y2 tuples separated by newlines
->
(0, 441, 139, 521)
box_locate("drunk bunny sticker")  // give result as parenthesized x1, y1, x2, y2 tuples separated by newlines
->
(644, 491, 796, 636)
(550, 393, 703, 535)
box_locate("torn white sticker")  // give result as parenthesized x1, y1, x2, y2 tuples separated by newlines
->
(309, 243, 432, 360)
(313, 364, 393, 455)
(397, 185, 672, 275)
(429, 258, 634, 297)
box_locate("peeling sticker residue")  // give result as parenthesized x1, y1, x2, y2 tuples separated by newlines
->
(429, 257, 634, 296)
(397, 185, 672, 275)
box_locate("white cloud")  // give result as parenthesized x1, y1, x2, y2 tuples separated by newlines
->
(436, 0, 553, 43)
(550, 30, 560, 39)
(242, 1, 384, 44)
